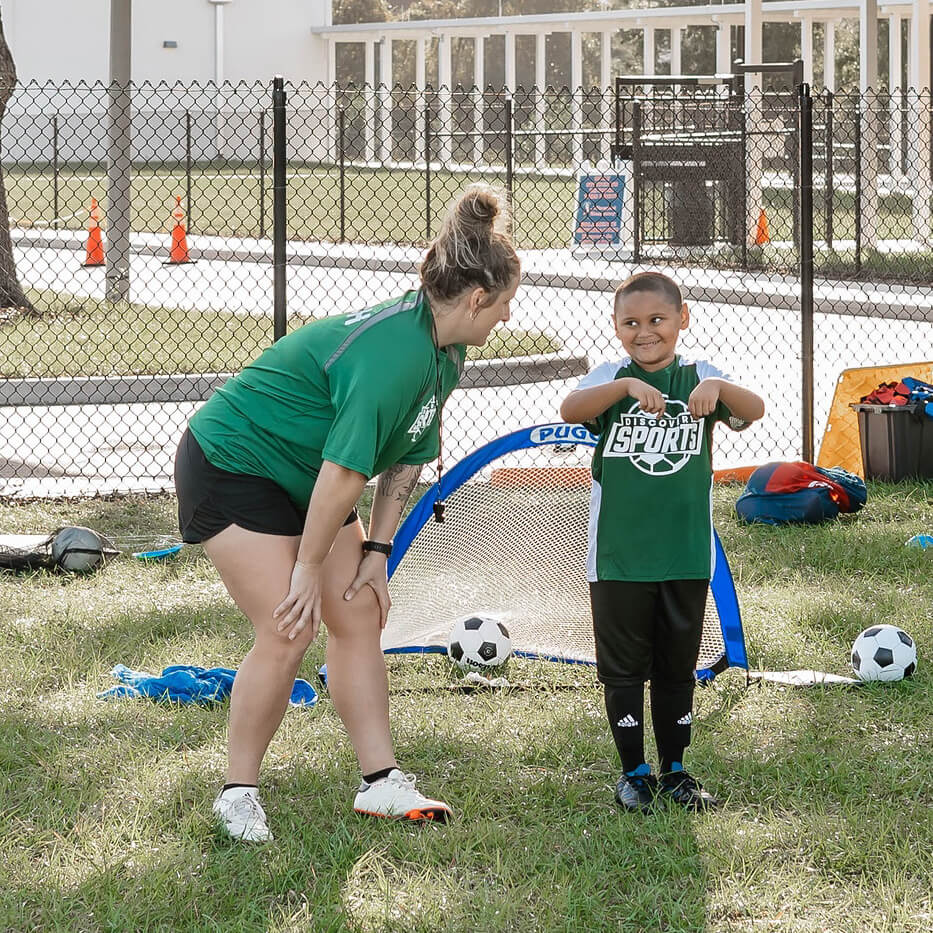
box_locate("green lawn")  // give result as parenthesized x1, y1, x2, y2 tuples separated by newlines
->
(7, 164, 930, 268)
(0, 483, 931, 931)
(0, 290, 560, 378)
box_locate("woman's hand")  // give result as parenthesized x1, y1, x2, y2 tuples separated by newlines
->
(687, 378, 722, 419)
(273, 560, 324, 642)
(343, 552, 391, 629)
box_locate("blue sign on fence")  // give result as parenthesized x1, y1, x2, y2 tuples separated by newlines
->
(573, 169, 627, 246)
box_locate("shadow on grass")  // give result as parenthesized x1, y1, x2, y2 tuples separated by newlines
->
(4, 661, 929, 931)
(1, 687, 710, 932)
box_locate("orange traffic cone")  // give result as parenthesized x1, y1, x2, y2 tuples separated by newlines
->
(83, 198, 105, 266)
(165, 195, 193, 264)
(754, 208, 771, 246)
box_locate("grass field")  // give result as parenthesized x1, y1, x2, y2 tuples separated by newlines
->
(7, 164, 929, 270)
(1, 483, 931, 931)
(0, 289, 561, 378)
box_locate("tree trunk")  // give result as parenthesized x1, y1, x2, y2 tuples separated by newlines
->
(0, 11, 35, 315)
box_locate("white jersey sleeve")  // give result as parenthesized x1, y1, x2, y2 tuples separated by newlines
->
(690, 358, 751, 432)
(575, 359, 630, 391)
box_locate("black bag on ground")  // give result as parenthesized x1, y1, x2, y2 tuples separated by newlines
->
(0, 526, 118, 572)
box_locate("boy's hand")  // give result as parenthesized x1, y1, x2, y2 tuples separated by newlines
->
(626, 378, 667, 416)
(688, 378, 721, 419)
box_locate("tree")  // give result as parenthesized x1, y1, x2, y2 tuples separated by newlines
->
(334, 0, 391, 86)
(0, 10, 32, 315)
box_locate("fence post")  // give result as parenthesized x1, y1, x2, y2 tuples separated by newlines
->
(853, 96, 862, 276)
(185, 110, 193, 235)
(824, 89, 833, 249)
(798, 82, 815, 464)
(52, 115, 59, 231)
(504, 94, 513, 203)
(791, 97, 801, 250)
(424, 96, 432, 242)
(272, 76, 287, 341)
(338, 106, 346, 243)
(740, 105, 748, 270)
(632, 101, 641, 262)
(259, 109, 266, 238)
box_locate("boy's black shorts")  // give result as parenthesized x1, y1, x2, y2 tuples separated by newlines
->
(589, 579, 708, 687)
(174, 427, 358, 544)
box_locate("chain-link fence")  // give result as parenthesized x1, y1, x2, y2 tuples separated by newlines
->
(0, 78, 931, 496)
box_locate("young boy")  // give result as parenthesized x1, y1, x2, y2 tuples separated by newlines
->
(560, 271, 765, 812)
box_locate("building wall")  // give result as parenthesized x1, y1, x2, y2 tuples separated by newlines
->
(3, 0, 329, 85)
(1, 0, 334, 164)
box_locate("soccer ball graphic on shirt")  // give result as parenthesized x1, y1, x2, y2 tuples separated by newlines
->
(850, 625, 917, 682)
(447, 615, 512, 670)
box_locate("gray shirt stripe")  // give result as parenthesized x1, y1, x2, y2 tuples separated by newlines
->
(323, 291, 422, 373)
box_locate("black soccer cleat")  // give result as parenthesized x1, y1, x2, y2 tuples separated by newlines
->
(658, 770, 721, 811)
(614, 770, 658, 812)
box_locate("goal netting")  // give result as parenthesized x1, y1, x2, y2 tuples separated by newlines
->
(384, 425, 747, 679)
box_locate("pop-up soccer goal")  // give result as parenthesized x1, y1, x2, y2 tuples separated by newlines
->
(384, 424, 748, 681)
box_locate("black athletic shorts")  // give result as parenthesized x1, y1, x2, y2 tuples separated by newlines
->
(589, 579, 708, 688)
(174, 427, 358, 544)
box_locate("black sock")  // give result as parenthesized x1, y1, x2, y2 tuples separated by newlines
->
(604, 683, 646, 774)
(222, 782, 257, 794)
(363, 767, 395, 784)
(650, 680, 694, 774)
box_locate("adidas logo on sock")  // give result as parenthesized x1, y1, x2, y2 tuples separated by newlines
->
(676, 712, 693, 726)
(616, 715, 639, 728)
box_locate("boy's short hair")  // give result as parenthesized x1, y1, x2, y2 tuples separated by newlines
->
(613, 271, 683, 314)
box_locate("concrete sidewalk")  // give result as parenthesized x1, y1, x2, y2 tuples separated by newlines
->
(13, 227, 933, 320)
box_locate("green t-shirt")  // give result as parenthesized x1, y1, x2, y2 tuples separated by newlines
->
(189, 289, 465, 508)
(576, 355, 749, 582)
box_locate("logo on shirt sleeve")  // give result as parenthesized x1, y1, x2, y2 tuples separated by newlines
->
(407, 397, 437, 441)
(603, 398, 702, 475)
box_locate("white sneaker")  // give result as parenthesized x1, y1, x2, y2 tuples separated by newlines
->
(353, 769, 452, 823)
(212, 788, 273, 842)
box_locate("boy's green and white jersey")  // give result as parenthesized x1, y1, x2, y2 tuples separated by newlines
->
(190, 289, 464, 509)
(577, 355, 749, 582)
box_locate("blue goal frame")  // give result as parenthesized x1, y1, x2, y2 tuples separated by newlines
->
(386, 423, 748, 680)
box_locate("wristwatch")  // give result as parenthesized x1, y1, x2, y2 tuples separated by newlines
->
(362, 539, 393, 557)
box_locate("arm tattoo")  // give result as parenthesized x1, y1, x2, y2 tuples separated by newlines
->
(376, 463, 422, 509)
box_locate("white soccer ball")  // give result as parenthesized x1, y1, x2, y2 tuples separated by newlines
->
(851, 625, 918, 682)
(447, 614, 512, 671)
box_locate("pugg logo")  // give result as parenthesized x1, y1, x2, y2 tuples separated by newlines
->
(603, 398, 702, 475)
(407, 397, 437, 440)
(530, 424, 596, 446)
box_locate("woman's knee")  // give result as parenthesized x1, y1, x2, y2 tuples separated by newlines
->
(323, 584, 381, 639)
(252, 625, 313, 666)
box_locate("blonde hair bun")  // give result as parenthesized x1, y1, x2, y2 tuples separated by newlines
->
(420, 183, 519, 305)
(453, 183, 510, 237)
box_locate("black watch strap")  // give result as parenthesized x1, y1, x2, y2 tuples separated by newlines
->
(362, 539, 393, 557)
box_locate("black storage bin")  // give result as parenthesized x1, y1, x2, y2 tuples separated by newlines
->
(851, 403, 933, 480)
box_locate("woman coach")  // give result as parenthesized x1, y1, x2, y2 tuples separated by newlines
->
(174, 183, 521, 842)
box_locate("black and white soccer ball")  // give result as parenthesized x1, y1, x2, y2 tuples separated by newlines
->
(447, 614, 512, 671)
(851, 625, 917, 682)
